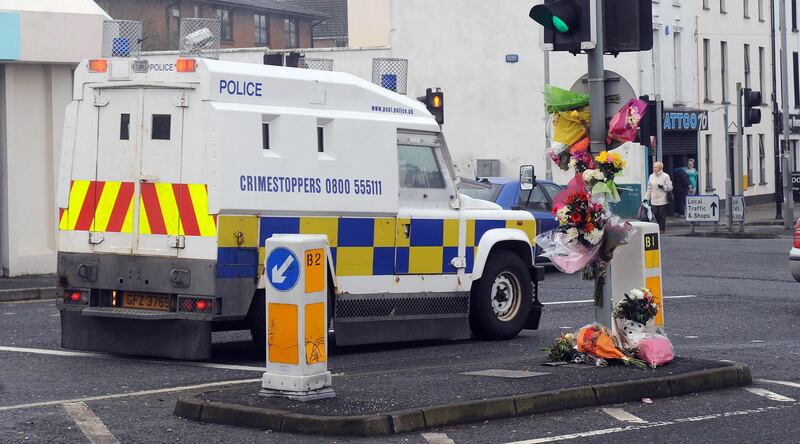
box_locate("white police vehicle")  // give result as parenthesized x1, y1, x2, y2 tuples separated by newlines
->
(56, 56, 544, 359)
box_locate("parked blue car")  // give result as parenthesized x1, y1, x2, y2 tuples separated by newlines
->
(458, 178, 564, 259)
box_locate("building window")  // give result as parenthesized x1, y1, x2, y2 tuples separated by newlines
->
(759, 134, 766, 183)
(747, 135, 753, 185)
(744, 44, 751, 88)
(674, 31, 682, 102)
(703, 0, 710, 9)
(721, 41, 728, 102)
(759, 47, 765, 99)
(255, 14, 269, 45)
(744, 0, 750, 17)
(794, 52, 800, 107)
(217, 8, 232, 41)
(703, 39, 711, 101)
(705, 134, 714, 191)
(794, 0, 798, 31)
(758, 0, 764, 20)
(284, 18, 298, 48)
(720, 0, 726, 13)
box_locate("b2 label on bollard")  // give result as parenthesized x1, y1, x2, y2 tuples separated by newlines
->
(267, 247, 299, 291)
(304, 248, 325, 293)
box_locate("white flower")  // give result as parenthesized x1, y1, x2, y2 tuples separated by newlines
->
(556, 206, 569, 221)
(585, 228, 604, 245)
(583, 169, 605, 183)
(628, 289, 645, 300)
(565, 228, 579, 241)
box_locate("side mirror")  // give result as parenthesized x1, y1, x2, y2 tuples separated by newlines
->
(520, 165, 536, 191)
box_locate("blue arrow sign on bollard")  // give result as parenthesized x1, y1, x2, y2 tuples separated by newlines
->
(267, 247, 299, 291)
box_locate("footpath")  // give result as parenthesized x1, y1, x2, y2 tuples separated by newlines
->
(665, 202, 798, 239)
(0, 274, 57, 303)
(175, 355, 751, 436)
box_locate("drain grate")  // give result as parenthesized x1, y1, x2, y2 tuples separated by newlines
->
(462, 369, 549, 379)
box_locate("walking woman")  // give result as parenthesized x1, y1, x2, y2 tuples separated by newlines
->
(646, 162, 673, 233)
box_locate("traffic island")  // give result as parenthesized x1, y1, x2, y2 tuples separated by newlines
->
(174, 357, 751, 436)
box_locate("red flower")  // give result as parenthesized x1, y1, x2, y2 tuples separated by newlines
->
(585, 223, 595, 232)
(570, 212, 583, 223)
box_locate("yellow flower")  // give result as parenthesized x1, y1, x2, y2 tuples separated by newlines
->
(595, 151, 608, 163)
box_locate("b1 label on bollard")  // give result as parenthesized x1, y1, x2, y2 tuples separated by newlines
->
(261, 234, 335, 401)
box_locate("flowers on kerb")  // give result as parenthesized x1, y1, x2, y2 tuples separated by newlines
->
(613, 287, 660, 325)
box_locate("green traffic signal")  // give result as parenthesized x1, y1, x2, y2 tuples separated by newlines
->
(552, 16, 569, 32)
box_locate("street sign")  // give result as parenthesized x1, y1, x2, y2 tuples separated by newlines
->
(685, 195, 720, 223)
(731, 195, 746, 223)
(267, 247, 300, 291)
(792, 172, 800, 202)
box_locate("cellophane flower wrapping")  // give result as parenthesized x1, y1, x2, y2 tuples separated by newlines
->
(607, 99, 648, 143)
(544, 84, 590, 114)
(552, 109, 590, 146)
(535, 175, 609, 273)
(637, 335, 674, 367)
(585, 151, 627, 203)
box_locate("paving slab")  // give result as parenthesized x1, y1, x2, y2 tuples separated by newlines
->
(0, 274, 57, 302)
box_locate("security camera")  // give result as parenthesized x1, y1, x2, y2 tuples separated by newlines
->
(184, 28, 214, 47)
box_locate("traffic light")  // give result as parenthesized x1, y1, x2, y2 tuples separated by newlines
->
(530, 0, 593, 53)
(530, 0, 652, 54)
(743, 88, 762, 127)
(530, 0, 580, 34)
(418, 88, 444, 124)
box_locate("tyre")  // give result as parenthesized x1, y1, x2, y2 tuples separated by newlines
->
(247, 290, 266, 355)
(469, 250, 532, 340)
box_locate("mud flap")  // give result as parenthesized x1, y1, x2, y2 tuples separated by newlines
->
(523, 265, 545, 330)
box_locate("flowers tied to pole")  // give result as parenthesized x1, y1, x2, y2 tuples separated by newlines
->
(583, 150, 626, 203)
(553, 189, 606, 247)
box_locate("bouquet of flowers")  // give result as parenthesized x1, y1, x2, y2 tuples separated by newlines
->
(576, 324, 647, 369)
(607, 98, 648, 144)
(542, 332, 576, 362)
(613, 287, 659, 350)
(547, 142, 572, 171)
(568, 137, 595, 173)
(584, 150, 626, 203)
(553, 190, 606, 247)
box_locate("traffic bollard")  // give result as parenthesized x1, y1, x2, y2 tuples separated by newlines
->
(260, 234, 335, 401)
(597, 222, 664, 331)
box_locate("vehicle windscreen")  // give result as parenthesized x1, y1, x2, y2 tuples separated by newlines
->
(458, 183, 503, 202)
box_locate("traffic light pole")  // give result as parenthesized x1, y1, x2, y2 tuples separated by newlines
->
(779, 0, 796, 228)
(736, 84, 746, 231)
(587, 1, 606, 155)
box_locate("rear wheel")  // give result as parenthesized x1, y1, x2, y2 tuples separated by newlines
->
(469, 250, 532, 339)
(247, 290, 266, 355)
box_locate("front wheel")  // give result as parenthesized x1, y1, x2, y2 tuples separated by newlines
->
(469, 250, 532, 340)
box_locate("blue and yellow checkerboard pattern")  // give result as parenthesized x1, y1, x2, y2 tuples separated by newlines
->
(215, 216, 536, 278)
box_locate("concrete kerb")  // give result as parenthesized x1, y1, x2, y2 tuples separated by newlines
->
(173, 362, 752, 436)
(0, 287, 58, 303)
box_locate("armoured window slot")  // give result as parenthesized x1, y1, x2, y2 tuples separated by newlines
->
(120, 114, 130, 140)
(317, 127, 324, 152)
(152, 114, 171, 140)
(262, 123, 270, 150)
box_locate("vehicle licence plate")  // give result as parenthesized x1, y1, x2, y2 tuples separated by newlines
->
(121, 292, 170, 311)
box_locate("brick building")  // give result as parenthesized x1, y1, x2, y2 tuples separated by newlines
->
(95, 0, 325, 51)
(281, 0, 348, 47)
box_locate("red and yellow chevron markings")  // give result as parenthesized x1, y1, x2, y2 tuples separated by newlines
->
(139, 183, 216, 237)
(59, 180, 216, 237)
(60, 180, 135, 233)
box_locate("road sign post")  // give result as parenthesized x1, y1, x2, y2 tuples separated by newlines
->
(731, 195, 746, 232)
(261, 234, 335, 401)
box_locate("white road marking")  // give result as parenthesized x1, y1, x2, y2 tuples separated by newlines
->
(0, 378, 261, 412)
(685, 336, 700, 339)
(505, 404, 799, 443)
(601, 408, 648, 423)
(743, 387, 796, 402)
(422, 432, 456, 444)
(756, 379, 800, 390)
(63, 401, 120, 444)
(0, 345, 265, 372)
(543, 295, 696, 306)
